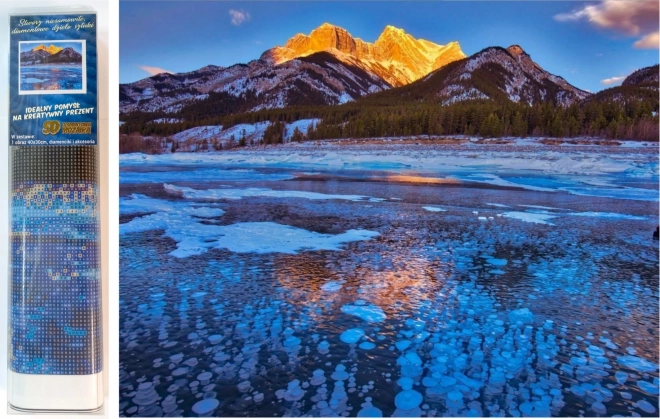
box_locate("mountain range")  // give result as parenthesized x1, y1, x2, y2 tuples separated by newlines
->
(20, 44, 82, 65)
(119, 23, 657, 131)
(120, 23, 468, 115)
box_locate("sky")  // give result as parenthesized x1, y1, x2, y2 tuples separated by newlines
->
(120, 1, 659, 92)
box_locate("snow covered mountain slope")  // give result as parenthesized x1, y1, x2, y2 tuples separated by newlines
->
(376, 45, 592, 106)
(119, 51, 389, 115)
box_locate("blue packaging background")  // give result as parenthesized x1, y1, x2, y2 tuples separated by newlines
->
(9, 13, 98, 145)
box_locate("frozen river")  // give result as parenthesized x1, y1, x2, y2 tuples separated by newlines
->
(119, 139, 659, 417)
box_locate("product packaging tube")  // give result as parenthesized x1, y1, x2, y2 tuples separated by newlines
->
(7, 8, 103, 412)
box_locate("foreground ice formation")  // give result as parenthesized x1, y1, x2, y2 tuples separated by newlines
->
(120, 142, 658, 417)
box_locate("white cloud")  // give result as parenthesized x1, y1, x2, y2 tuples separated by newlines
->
(555, 0, 659, 49)
(633, 31, 659, 49)
(138, 65, 173, 76)
(229, 9, 251, 26)
(601, 75, 626, 85)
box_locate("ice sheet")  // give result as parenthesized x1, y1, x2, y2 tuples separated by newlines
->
(165, 184, 384, 202)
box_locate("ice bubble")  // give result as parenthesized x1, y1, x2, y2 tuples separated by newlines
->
(488, 371, 505, 386)
(283, 380, 305, 402)
(208, 335, 223, 345)
(637, 380, 659, 395)
(341, 304, 387, 323)
(318, 340, 330, 353)
(359, 341, 376, 350)
(621, 392, 632, 399)
(570, 385, 586, 397)
(172, 367, 189, 377)
(340, 328, 365, 344)
(422, 377, 439, 387)
(587, 345, 605, 357)
(486, 258, 508, 266)
(331, 364, 350, 381)
(508, 308, 534, 324)
(519, 401, 534, 416)
(184, 357, 198, 367)
(357, 404, 383, 417)
(197, 372, 212, 382)
(311, 369, 327, 386)
(617, 356, 659, 372)
(398, 377, 414, 391)
(615, 371, 628, 384)
(283, 336, 302, 347)
(132, 382, 159, 406)
(237, 381, 251, 393)
(592, 401, 606, 415)
(253, 393, 264, 403)
(446, 390, 464, 409)
(636, 400, 656, 414)
(397, 352, 422, 367)
(394, 390, 423, 410)
(441, 376, 457, 387)
(321, 281, 343, 292)
(395, 340, 411, 351)
(192, 398, 219, 415)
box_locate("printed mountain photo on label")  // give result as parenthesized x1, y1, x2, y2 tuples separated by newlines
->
(19, 40, 85, 94)
(119, 1, 659, 417)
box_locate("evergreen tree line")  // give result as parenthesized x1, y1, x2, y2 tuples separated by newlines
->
(120, 93, 659, 142)
(306, 100, 659, 141)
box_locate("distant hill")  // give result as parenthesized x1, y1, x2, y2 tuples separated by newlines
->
(582, 64, 659, 112)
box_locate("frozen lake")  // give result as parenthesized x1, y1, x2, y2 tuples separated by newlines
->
(119, 140, 659, 417)
(20, 64, 83, 91)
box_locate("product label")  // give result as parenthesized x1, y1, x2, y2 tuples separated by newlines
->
(9, 14, 98, 146)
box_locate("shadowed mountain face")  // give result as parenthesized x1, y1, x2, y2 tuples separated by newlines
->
(20, 45, 82, 65)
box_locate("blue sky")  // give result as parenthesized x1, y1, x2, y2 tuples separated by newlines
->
(120, 1, 659, 92)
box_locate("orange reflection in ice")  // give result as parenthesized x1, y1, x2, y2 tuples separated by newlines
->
(378, 175, 460, 185)
(271, 245, 454, 319)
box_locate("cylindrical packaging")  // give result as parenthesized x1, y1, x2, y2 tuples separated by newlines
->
(7, 8, 102, 412)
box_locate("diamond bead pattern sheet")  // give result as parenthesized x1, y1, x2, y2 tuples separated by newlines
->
(10, 146, 102, 375)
